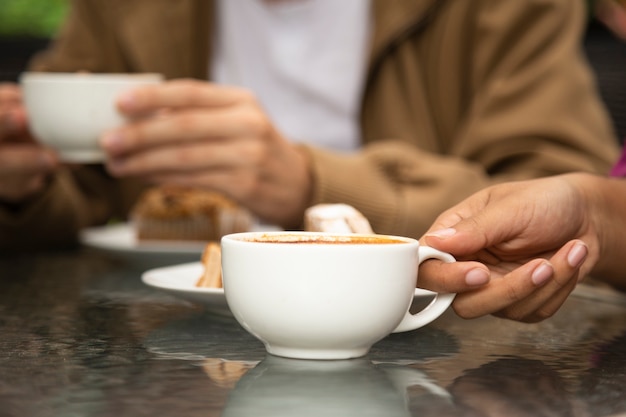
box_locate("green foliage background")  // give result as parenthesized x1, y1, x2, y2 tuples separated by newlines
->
(0, 0, 599, 38)
(0, 0, 68, 37)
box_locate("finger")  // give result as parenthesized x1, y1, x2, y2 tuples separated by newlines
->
(0, 83, 21, 105)
(0, 109, 30, 141)
(493, 275, 577, 323)
(417, 259, 490, 293)
(423, 202, 530, 258)
(0, 84, 25, 139)
(101, 107, 265, 156)
(104, 138, 259, 177)
(504, 272, 579, 323)
(421, 183, 542, 258)
(451, 258, 553, 319)
(421, 193, 485, 236)
(0, 112, 18, 139)
(116, 79, 250, 115)
(498, 240, 586, 322)
(421, 195, 497, 257)
(494, 240, 586, 322)
(475, 240, 586, 322)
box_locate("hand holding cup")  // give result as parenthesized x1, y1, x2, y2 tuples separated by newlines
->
(20, 72, 163, 163)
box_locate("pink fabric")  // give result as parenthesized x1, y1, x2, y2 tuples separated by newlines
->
(610, 145, 626, 177)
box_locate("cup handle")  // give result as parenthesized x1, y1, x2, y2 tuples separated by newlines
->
(392, 246, 456, 333)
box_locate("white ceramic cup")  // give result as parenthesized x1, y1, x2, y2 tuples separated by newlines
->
(221, 231, 456, 360)
(20, 72, 164, 163)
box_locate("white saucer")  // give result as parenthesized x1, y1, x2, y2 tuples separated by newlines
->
(141, 262, 438, 316)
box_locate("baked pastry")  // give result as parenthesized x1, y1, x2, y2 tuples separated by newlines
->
(196, 242, 222, 288)
(304, 204, 373, 233)
(131, 186, 252, 242)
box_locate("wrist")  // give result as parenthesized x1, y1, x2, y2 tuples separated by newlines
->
(572, 173, 626, 288)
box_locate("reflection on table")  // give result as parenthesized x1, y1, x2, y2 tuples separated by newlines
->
(1, 248, 625, 417)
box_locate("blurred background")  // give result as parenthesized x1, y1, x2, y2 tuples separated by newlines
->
(0, 0, 624, 140)
(0, 0, 68, 82)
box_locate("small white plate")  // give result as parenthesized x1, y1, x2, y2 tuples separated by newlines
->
(80, 222, 282, 256)
(142, 262, 230, 315)
(141, 262, 438, 316)
(80, 223, 207, 255)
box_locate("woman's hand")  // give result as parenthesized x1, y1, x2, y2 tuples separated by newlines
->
(417, 174, 599, 322)
(101, 79, 312, 228)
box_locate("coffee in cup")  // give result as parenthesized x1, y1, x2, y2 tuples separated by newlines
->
(221, 231, 456, 360)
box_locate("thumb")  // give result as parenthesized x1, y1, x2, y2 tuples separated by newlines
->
(423, 207, 518, 257)
(423, 226, 488, 257)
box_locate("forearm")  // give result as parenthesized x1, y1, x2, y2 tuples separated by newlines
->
(303, 141, 489, 239)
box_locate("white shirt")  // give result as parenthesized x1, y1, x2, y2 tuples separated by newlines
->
(212, 0, 371, 152)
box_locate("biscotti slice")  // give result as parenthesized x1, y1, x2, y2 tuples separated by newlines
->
(196, 242, 223, 288)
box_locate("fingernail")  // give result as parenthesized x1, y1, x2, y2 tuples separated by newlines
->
(426, 228, 457, 239)
(532, 262, 553, 286)
(465, 268, 490, 286)
(101, 131, 124, 152)
(567, 242, 588, 268)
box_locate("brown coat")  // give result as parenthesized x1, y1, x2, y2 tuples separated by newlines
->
(1, 0, 619, 249)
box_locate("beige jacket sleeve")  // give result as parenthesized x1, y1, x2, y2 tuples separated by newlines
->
(0, 165, 144, 250)
(304, 0, 620, 239)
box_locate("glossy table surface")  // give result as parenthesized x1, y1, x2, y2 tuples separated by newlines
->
(1, 247, 625, 417)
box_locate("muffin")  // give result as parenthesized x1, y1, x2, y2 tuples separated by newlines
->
(131, 186, 252, 242)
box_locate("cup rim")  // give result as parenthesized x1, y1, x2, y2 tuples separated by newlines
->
(19, 72, 164, 83)
(221, 230, 418, 245)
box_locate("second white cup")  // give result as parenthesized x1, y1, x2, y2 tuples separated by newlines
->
(20, 72, 163, 163)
